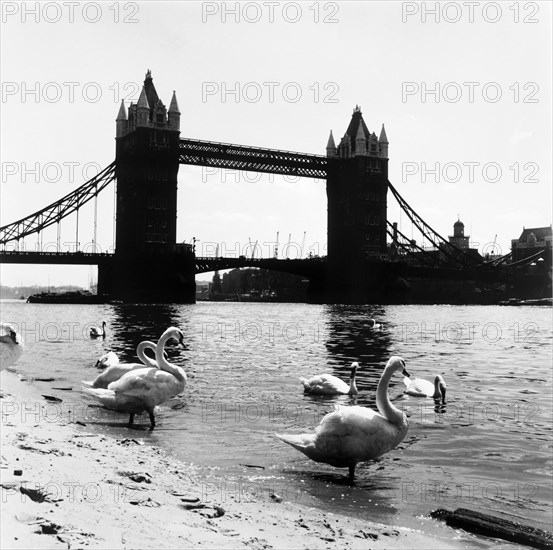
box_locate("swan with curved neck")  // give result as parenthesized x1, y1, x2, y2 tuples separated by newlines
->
(403, 374, 446, 403)
(82, 327, 186, 429)
(277, 356, 410, 481)
(85, 341, 161, 389)
(90, 321, 107, 339)
(300, 362, 359, 396)
(0, 323, 23, 370)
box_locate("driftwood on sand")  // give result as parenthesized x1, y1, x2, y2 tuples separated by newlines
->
(431, 507, 553, 549)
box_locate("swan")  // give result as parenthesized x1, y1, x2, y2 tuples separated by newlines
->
(276, 356, 410, 481)
(368, 319, 381, 329)
(0, 323, 23, 370)
(403, 374, 446, 402)
(95, 351, 119, 369)
(83, 327, 186, 429)
(90, 321, 107, 339)
(85, 341, 161, 389)
(299, 362, 359, 395)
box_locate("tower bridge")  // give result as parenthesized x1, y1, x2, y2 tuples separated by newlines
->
(1, 70, 540, 304)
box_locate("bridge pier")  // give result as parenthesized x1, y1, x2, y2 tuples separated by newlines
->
(98, 250, 196, 303)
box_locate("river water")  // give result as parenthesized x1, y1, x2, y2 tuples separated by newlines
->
(2, 300, 552, 540)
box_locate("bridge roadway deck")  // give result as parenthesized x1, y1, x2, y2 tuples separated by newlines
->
(0, 251, 114, 265)
(0, 251, 326, 277)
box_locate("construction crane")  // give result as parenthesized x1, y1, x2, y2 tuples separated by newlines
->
(300, 231, 307, 259)
(285, 233, 291, 259)
(274, 231, 279, 259)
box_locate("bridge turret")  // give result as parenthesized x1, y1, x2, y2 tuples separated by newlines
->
(116, 100, 127, 138)
(326, 130, 336, 157)
(378, 124, 388, 159)
(168, 91, 181, 131)
(354, 121, 367, 157)
(136, 86, 150, 127)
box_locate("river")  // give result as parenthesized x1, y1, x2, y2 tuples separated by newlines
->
(2, 300, 552, 539)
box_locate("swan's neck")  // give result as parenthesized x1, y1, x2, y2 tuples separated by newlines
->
(376, 366, 404, 424)
(349, 372, 358, 395)
(156, 332, 186, 383)
(137, 341, 157, 368)
(432, 378, 441, 399)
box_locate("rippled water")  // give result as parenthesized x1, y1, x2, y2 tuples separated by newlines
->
(2, 301, 552, 536)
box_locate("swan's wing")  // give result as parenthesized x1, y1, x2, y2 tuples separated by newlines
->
(404, 377, 433, 397)
(317, 405, 381, 436)
(302, 374, 349, 394)
(109, 368, 181, 400)
(315, 406, 406, 462)
(0, 325, 23, 369)
(92, 363, 144, 388)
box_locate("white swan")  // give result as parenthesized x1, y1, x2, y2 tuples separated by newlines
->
(368, 319, 381, 329)
(90, 321, 107, 339)
(0, 323, 23, 370)
(85, 341, 161, 389)
(277, 356, 410, 481)
(95, 351, 119, 369)
(299, 362, 359, 395)
(403, 374, 446, 402)
(83, 327, 186, 430)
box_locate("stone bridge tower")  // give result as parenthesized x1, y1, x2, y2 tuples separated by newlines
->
(325, 107, 390, 302)
(99, 70, 195, 303)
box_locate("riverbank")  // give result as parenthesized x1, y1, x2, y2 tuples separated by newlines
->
(1, 371, 491, 549)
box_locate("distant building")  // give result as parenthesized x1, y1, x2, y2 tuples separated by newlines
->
(511, 225, 552, 262)
(448, 219, 470, 250)
(441, 218, 482, 263)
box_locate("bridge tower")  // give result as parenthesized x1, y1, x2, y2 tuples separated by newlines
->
(100, 70, 195, 303)
(325, 107, 391, 302)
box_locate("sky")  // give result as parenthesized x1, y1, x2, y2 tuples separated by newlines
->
(0, 1, 551, 287)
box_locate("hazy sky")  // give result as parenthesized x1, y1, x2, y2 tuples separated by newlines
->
(1, 1, 551, 287)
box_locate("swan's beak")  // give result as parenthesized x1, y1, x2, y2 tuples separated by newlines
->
(402, 368, 411, 378)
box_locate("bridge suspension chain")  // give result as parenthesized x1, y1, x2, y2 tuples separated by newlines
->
(0, 161, 116, 246)
(387, 180, 482, 268)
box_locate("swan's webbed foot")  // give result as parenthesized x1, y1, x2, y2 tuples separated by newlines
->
(128, 414, 134, 426)
(148, 412, 156, 431)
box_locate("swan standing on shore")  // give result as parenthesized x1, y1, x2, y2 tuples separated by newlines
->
(277, 356, 410, 481)
(0, 323, 23, 370)
(85, 341, 162, 389)
(83, 327, 186, 429)
(404, 374, 447, 402)
(90, 321, 107, 339)
(299, 362, 360, 395)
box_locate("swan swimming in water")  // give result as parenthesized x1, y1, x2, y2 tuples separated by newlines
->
(403, 374, 446, 402)
(0, 323, 23, 370)
(277, 356, 410, 481)
(299, 362, 359, 395)
(95, 351, 119, 369)
(85, 341, 162, 389)
(90, 321, 107, 339)
(83, 327, 186, 429)
(368, 319, 381, 329)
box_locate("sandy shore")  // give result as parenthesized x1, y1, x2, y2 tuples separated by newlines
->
(1, 370, 484, 550)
